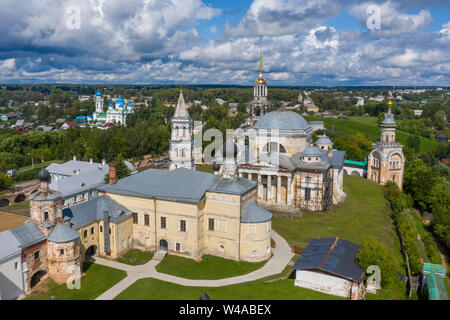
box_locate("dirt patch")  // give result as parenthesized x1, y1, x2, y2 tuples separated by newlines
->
(0, 211, 29, 232)
(0, 207, 30, 217)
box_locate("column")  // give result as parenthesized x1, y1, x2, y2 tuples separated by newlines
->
(248, 173, 252, 181)
(277, 175, 281, 203)
(257, 174, 263, 199)
(267, 175, 272, 202)
(287, 176, 292, 205)
(239, 172, 243, 178)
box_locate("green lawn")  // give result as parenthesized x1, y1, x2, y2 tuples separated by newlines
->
(25, 262, 127, 300)
(7, 200, 30, 210)
(117, 261, 345, 300)
(195, 164, 213, 173)
(155, 254, 267, 280)
(272, 175, 402, 257)
(272, 175, 408, 299)
(306, 116, 439, 153)
(116, 249, 154, 265)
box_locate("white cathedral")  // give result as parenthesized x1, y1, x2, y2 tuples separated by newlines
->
(92, 91, 134, 125)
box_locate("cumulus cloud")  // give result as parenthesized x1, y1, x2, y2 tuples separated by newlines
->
(0, 0, 448, 85)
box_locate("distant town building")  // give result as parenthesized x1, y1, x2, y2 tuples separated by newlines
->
(413, 109, 423, 116)
(436, 134, 448, 144)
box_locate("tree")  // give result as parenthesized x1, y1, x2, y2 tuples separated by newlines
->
(0, 172, 12, 191)
(357, 240, 397, 287)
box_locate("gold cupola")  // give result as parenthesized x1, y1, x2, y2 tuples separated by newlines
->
(254, 48, 267, 85)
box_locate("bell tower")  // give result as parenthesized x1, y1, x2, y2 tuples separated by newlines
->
(169, 86, 194, 170)
(367, 97, 405, 189)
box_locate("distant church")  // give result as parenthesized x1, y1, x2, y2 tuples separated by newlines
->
(92, 91, 134, 125)
(367, 98, 405, 189)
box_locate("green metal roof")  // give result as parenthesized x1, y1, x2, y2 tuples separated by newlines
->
(344, 160, 365, 166)
(423, 263, 448, 300)
(423, 263, 446, 276)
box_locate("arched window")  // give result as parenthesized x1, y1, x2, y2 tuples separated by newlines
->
(44, 211, 48, 221)
(83, 230, 88, 237)
(392, 174, 397, 182)
(279, 144, 287, 153)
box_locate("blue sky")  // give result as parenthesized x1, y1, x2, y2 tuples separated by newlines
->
(0, 0, 448, 86)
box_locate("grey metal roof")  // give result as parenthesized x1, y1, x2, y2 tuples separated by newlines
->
(292, 237, 364, 282)
(254, 110, 310, 131)
(49, 168, 107, 197)
(0, 230, 21, 262)
(241, 201, 272, 223)
(48, 223, 80, 243)
(46, 160, 108, 177)
(40, 221, 54, 228)
(300, 146, 322, 157)
(28, 188, 62, 201)
(259, 153, 296, 170)
(99, 168, 253, 203)
(382, 108, 395, 125)
(10, 220, 46, 249)
(62, 195, 132, 229)
(329, 150, 346, 169)
(207, 177, 256, 195)
(124, 160, 137, 173)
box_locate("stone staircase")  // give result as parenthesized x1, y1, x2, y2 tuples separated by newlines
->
(153, 250, 168, 261)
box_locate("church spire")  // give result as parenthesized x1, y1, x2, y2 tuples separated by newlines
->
(259, 48, 262, 74)
(174, 86, 189, 118)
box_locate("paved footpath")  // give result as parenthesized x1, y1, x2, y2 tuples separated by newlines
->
(95, 230, 293, 300)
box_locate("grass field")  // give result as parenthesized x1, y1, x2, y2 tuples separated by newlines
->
(306, 116, 439, 154)
(272, 175, 402, 255)
(115, 249, 153, 265)
(155, 254, 268, 280)
(25, 262, 127, 300)
(116, 262, 345, 300)
(7, 200, 30, 210)
(0, 211, 28, 232)
(272, 175, 409, 299)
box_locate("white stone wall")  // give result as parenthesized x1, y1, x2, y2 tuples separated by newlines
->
(0, 254, 25, 300)
(295, 270, 353, 298)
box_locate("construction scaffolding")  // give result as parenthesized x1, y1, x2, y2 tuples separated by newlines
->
(293, 169, 333, 212)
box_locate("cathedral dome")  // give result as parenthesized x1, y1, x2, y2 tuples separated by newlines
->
(254, 110, 310, 131)
(96, 91, 102, 96)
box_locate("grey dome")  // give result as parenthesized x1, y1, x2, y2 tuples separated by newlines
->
(254, 110, 310, 130)
(37, 168, 51, 182)
(301, 146, 322, 157)
(316, 135, 333, 146)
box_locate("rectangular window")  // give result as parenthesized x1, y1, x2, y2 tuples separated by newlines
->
(175, 242, 181, 252)
(305, 188, 311, 201)
(14, 262, 18, 270)
(160, 217, 167, 229)
(208, 218, 215, 231)
(133, 212, 138, 224)
(144, 214, 150, 226)
(180, 220, 186, 232)
(34, 251, 40, 260)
